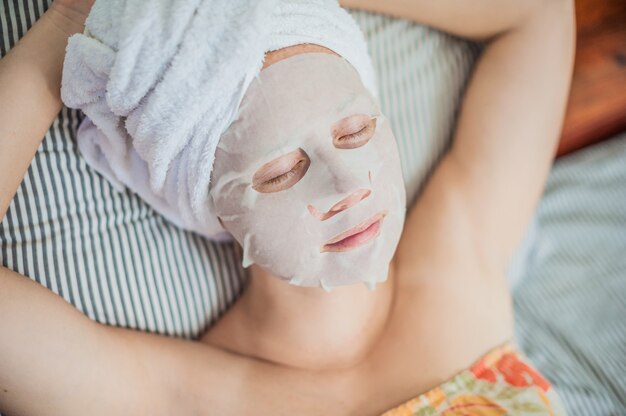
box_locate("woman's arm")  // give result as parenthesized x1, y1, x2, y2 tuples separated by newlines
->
(444, 0, 576, 267)
(0, 0, 92, 221)
(340, 3, 576, 412)
(0, 4, 146, 415)
(349, 0, 576, 275)
(0, 4, 358, 415)
(340, 0, 548, 40)
(0, 267, 148, 415)
(0, 266, 358, 416)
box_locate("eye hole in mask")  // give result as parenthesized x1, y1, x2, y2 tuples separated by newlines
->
(332, 114, 377, 150)
(250, 114, 377, 194)
(252, 148, 311, 193)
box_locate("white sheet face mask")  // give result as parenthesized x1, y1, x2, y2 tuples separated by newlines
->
(210, 53, 406, 290)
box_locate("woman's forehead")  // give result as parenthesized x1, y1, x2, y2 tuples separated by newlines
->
(256, 53, 364, 99)
(236, 53, 375, 141)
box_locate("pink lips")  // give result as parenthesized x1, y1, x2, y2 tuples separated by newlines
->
(321, 210, 388, 253)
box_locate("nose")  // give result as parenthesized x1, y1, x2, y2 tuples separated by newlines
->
(307, 188, 371, 221)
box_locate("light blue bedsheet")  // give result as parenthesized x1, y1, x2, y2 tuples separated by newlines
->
(510, 133, 626, 415)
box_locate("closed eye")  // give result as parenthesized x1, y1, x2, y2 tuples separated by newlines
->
(252, 149, 310, 193)
(263, 160, 305, 186)
(332, 115, 377, 149)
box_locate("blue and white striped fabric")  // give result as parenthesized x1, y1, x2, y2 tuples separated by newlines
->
(2, 1, 625, 414)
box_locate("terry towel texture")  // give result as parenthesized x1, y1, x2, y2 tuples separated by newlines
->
(61, 0, 377, 240)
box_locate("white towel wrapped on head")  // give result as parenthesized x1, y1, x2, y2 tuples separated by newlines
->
(61, 0, 377, 240)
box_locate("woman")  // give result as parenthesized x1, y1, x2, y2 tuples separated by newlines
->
(0, 0, 575, 415)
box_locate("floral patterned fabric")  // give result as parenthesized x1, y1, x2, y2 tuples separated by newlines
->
(382, 344, 566, 415)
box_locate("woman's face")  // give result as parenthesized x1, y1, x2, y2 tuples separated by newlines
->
(210, 52, 406, 289)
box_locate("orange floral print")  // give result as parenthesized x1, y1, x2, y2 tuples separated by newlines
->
(380, 344, 566, 415)
(496, 353, 551, 392)
(425, 387, 446, 407)
(471, 360, 497, 383)
(441, 395, 507, 416)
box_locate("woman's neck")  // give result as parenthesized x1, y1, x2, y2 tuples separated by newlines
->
(203, 260, 396, 371)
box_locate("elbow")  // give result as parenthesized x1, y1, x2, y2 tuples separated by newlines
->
(527, 0, 576, 29)
(527, 0, 575, 19)
(489, 0, 575, 42)
(533, 0, 577, 66)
